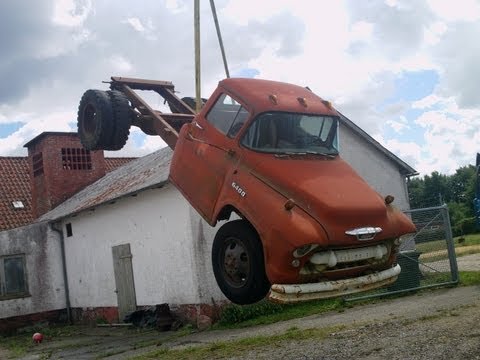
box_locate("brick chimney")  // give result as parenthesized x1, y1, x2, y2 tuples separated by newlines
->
(24, 132, 107, 218)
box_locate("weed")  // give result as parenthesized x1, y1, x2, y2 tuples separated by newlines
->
(217, 300, 283, 326)
(39, 350, 53, 359)
(215, 298, 343, 329)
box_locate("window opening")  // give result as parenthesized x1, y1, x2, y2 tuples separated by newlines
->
(32, 153, 44, 177)
(206, 94, 249, 136)
(61, 148, 92, 170)
(0, 255, 28, 299)
(66, 223, 73, 237)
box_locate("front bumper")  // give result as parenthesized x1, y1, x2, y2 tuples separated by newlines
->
(268, 264, 401, 303)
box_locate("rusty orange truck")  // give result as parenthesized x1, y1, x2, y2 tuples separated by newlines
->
(77, 76, 416, 304)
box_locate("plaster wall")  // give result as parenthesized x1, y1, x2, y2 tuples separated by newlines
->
(0, 222, 65, 319)
(62, 183, 226, 309)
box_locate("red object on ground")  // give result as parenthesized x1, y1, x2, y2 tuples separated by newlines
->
(32, 332, 44, 344)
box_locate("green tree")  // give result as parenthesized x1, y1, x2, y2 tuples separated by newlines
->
(408, 164, 478, 235)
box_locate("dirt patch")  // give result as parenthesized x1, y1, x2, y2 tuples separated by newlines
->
(422, 251, 480, 272)
(456, 253, 480, 271)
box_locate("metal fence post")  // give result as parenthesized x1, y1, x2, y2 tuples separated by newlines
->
(441, 204, 459, 283)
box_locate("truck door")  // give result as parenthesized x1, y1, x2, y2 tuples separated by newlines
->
(169, 93, 249, 224)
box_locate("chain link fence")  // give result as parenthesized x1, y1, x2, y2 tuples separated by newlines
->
(346, 205, 459, 302)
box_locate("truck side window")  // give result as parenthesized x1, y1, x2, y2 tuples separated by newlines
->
(206, 94, 249, 137)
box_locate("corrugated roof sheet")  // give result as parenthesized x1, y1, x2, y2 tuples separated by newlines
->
(0, 156, 136, 231)
(40, 147, 172, 222)
(0, 157, 34, 230)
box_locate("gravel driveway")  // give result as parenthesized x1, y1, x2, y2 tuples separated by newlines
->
(169, 285, 480, 360)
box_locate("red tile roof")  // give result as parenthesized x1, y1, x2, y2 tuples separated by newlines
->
(105, 158, 137, 172)
(0, 156, 136, 231)
(0, 157, 33, 231)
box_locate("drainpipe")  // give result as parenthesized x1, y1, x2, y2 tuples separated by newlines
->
(51, 222, 72, 324)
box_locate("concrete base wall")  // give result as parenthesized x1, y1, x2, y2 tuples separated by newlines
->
(0, 309, 67, 335)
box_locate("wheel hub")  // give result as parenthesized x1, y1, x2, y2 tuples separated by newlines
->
(223, 238, 250, 288)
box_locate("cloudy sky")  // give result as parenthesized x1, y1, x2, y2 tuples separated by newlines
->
(1, 0, 479, 175)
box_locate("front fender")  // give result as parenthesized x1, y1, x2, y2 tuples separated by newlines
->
(213, 170, 330, 284)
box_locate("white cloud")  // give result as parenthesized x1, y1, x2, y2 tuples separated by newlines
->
(164, 0, 188, 14)
(387, 116, 410, 133)
(53, 0, 92, 27)
(0, 110, 75, 154)
(412, 94, 480, 174)
(1, 0, 480, 178)
(350, 21, 374, 42)
(108, 55, 134, 73)
(123, 17, 158, 40)
(125, 17, 145, 32)
(426, 0, 480, 22)
(423, 21, 447, 45)
(412, 94, 444, 109)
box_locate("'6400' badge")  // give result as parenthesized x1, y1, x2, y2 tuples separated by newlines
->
(232, 182, 246, 197)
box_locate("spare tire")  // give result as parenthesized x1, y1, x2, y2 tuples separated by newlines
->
(168, 96, 208, 113)
(77, 90, 114, 150)
(106, 90, 132, 150)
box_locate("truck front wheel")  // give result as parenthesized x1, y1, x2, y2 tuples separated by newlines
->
(212, 220, 270, 305)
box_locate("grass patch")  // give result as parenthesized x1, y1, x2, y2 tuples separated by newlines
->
(131, 325, 344, 360)
(416, 233, 480, 255)
(214, 298, 344, 329)
(456, 233, 480, 246)
(459, 271, 480, 286)
(0, 333, 32, 358)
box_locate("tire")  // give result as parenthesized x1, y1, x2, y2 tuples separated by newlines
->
(168, 97, 207, 113)
(106, 90, 132, 150)
(212, 220, 270, 305)
(77, 90, 114, 150)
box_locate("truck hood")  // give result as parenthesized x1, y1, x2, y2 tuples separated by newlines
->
(250, 155, 416, 246)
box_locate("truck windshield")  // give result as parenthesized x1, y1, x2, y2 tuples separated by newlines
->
(241, 112, 339, 155)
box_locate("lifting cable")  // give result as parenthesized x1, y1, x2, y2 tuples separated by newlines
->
(194, 0, 230, 113)
(210, 0, 230, 79)
(194, 0, 201, 113)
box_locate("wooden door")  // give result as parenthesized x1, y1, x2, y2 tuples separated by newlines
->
(112, 244, 137, 322)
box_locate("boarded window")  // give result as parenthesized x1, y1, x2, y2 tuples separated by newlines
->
(0, 255, 28, 299)
(61, 148, 92, 170)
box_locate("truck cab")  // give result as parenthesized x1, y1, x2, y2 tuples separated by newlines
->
(169, 78, 416, 304)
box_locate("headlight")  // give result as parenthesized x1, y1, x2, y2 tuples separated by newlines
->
(293, 244, 319, 258)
